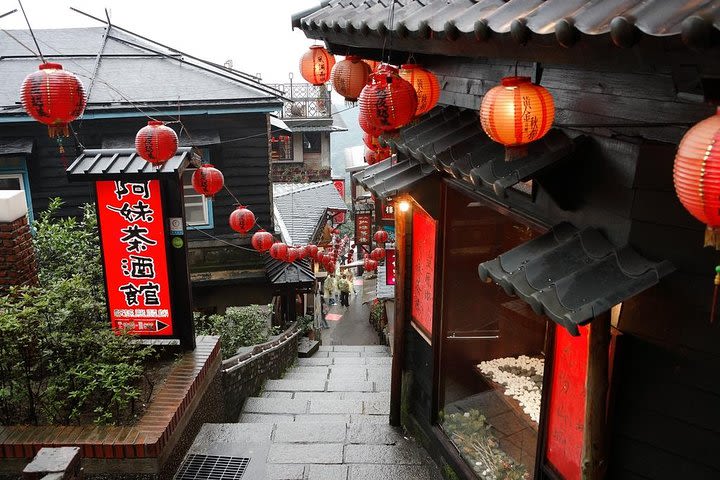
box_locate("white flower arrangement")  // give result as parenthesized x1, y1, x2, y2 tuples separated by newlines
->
(477, 355, 544, 423)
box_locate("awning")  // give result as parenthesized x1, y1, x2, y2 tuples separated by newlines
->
(364, 106, 582, 200)
(478, 223, 675, 335)
(353, 157, 436, 199)
(102, 130, 220, 149)
(0, 137, 33, 156)
(66, 147, 193, 181)
(265, 257, 314, 289)
(270, 116, 292, 133)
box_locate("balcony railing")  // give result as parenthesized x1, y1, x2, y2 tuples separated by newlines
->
(268, 83, 332, 119)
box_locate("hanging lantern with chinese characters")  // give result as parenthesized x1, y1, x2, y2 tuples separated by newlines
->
(480, 76, 555, 147)
(331, 55, 372, 102)
(191, 164, 224, 198)
(359, 109, 385, 137)
(21, 62, 87, 138)
(370, 247, 386, 261)
(365, 146, 392, 166)
(673, 107, 720, 248)
(399, 64, 440, 117)
(135, 121, 179, 165)
(270, 242, 289, 261)
(373, 229, 389, 244)
(229, 205, 255, 234)
(251, 229, 274, 252)
(300, 45, 335, 86)
(359, 71, 418, 133)
(363, 133, 383, 151)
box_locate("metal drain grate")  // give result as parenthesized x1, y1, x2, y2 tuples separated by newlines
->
(175, 454, 250, 480)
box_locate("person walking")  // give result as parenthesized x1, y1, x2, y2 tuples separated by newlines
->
(315, 281, 329, 329)
(343, 269, 355, 297)
(324, 273, 337, 306)
(337, 274, 351, 307)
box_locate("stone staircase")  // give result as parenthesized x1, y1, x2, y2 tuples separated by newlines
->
(184, 346, 442, 480)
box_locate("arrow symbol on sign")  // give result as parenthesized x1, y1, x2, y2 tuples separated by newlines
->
(156, 320, 169, 331)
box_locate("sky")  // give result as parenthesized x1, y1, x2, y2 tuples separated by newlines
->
(0, 0, 321, 83)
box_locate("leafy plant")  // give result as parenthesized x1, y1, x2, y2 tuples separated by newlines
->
(297, 314, 314, 335)
(195, 305, 271, 358)
(0, 199, 153, 426)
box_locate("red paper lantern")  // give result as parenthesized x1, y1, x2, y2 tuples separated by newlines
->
(399, 64, 440, 117)
(674, 107, 720, 248)
(270, 242, 289, 261)
(307, 244, 319, 259)
(365, 146, 392, 165)
(480, 76, 555, 147)
(287, 248, 299, 263)
(374, 229, 389, 244)
(364, 258, 378, 271)
(331, 55, 372, 102)
(313, 249, 324, 262)
(297, 246, 308, 259)
(363, 133, 383, 151)
(359, 71, 418, 133)
(229, 206, 255, 234)
(326, 261, 337, 273)
(191, 163, 224, 197)
(135, 121, 179, 165)
(300, 45, 335, 86)
(251, 229, 274, 252)
(359, 109, 385, 137)
(370, 247, 386, 261)
(21, 62, 87, 138)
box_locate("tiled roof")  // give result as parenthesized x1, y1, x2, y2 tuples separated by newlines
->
(295, 0, 720, 49)
(273, 181, 348, 245)
(478, 222, 674, 335)
(66, 147, 192, 181)
(0, 27, 284, 115)
(265, 257, 315, 287)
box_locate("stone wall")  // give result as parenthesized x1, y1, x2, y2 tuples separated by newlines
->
(221, 324, 301, 422)
(270, 163, 331, 183)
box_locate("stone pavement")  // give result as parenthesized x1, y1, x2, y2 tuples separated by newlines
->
(321, 277, 379, 346)
(190, 346, 441, 479)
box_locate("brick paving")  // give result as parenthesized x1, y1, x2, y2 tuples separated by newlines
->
(186, 281, 442, 480)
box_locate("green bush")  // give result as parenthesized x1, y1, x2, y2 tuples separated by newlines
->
(0, 199, 153, 426)
(195, 304, 271, 358)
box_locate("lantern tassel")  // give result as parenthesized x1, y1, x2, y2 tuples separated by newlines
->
(711, 266, 720, 323)
(705, 227, 720, 250)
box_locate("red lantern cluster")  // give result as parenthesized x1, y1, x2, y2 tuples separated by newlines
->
(135, 121, 179, 165)
(359, 71, 418, 134)
(229, 206, 256, 234)
(480, 76, 555, 147)
(307, 244, 319, 259)
(192, 164, 224, 197)
(674, 107, 720, 248)
(300, 46, 335, 86)
(21, 62, 87, 138)
(331, 55, 372, 102)
(251, 229, 274, 252)
(370, 247, 386, 261)
(399, 64, 440, 117)
(373, 229, 389, 244)
(365, 146, 392, 166)
(364, 258, 378, 271)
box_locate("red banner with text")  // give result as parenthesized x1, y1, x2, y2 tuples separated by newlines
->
(355, 212, 372, 246)
(96, 180, 174, 336)
(411, 209, 436, 342)
(385, 248, 396, 286)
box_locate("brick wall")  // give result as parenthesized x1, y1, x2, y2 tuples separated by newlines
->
(270, 163, 331, 183)
(221, 325, 301, 422)
(0, 216, 37, 290)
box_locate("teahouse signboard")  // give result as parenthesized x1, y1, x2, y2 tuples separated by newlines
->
(96, 180, 174, 335)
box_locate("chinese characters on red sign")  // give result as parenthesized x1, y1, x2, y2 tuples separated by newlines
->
(332, 179, 346, 224)
(385, 249, 396, 286)
(96, 180, 174, 336)
(411, 209, 436, 342)
(381, 198, 394, 220)
(355, 212, 372, 245)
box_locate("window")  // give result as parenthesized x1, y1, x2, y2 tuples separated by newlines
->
(439, 186, 547, 480)
(182, 168, 213, 228)
(302, 132, 321, 154)
(271, 134, 293, 161)
(0, 157, 33, 223)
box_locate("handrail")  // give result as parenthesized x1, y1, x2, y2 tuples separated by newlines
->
(221, 322, 301, 373)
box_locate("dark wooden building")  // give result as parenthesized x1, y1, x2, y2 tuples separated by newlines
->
(0, 26, 285, 311)
(296, 1, 720, 479)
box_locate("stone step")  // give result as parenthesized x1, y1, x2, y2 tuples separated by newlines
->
(237, 413, 391, 424)
(297, 356, 392, 367)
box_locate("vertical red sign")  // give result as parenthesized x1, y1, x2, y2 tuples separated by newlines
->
(545, 325, 589, 480)
(411, 209, 436, 341)
(381, 198, 395, 220)
(332, 179, 346, 223)
(355, 212, 372, 245)
(96, 180, 174, 336)
(385, 249, 396, 286)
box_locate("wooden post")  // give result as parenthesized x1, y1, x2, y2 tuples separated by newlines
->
(389, 198, 408, 426)
(582, 312, 611, 480)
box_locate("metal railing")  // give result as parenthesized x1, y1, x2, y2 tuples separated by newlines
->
(268, 82, 332, 119)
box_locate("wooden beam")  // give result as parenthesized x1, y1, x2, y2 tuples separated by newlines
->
(389, 197, 408, 426)
(582, 312, 611, 479)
